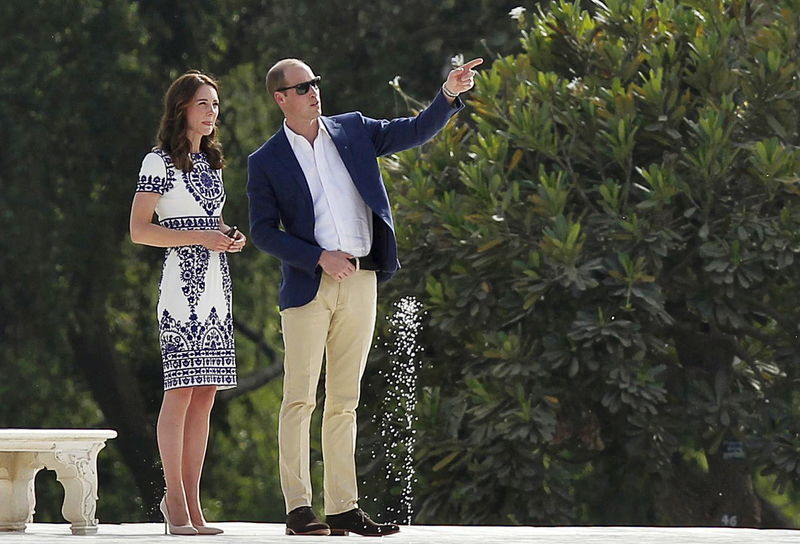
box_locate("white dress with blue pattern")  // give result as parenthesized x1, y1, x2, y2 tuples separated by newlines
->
(136, 148, 237, 391)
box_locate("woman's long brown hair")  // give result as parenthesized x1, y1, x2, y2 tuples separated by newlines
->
(157, 70, 225, 172)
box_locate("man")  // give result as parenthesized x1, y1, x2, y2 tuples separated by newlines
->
(247, 56, 481, 536)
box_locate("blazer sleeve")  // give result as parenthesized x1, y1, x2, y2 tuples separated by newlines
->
(247, 154, 323, 272)
(363, 89, 464, 157)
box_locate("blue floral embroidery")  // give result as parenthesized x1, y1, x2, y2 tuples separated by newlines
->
(136, 174, 169, 194)
(183, 153, 225, 216)
(159, 307, 236, 390)
(160, 216, 220, 230)
(136, 148, 177, 194)
(160, 216, 221, 309)
(176, 246, 210, 310)
(152, 148, 177, 169)
(220, 253, 232, 313)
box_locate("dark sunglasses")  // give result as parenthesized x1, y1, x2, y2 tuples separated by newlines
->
(277, 76, 321, 95)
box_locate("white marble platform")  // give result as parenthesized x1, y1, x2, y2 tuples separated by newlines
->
(0, 523, 797, 543)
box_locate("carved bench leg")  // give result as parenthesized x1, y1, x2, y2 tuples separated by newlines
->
(41, 445, 105, 535)
(0, 452, 41, 532)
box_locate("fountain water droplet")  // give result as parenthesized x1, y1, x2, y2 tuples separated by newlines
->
(372, 296, 423, 525)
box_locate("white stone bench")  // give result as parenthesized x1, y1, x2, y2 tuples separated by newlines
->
(0, 429, 117, 535)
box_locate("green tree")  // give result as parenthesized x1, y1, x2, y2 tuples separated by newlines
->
(212, 0, 525, 116)
(1, 0, 528, 524)
(0, 0, 172, 520)
(0, 0, 289, 521)
(383, 0, 800, 526)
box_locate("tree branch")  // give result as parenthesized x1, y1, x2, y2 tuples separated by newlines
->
(218, 363, 282, 401)
(707, 325, 767, 390)
(717, 322, 776, 346)
(217, 317, 283, 401)
(738, 293, 799, 347)
(235, 317, 279, 361)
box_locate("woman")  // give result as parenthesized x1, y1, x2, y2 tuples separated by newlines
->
(130, 70, 245, 536)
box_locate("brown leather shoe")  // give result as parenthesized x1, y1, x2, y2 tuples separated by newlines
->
(326, 508, 400, 537)
(286, 506, 330, 536)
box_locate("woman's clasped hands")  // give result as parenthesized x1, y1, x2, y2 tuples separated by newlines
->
(200, 229, 247, 252)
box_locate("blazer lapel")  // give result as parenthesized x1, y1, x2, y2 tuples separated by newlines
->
(321, 116, 362, 191)
(271, 128, 314, 212)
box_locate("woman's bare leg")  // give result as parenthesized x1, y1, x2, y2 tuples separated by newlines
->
(157, 387, 194, 526)
(182, 385, 217, 526)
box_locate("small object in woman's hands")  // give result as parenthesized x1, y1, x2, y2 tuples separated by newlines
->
(226, 226, 239, 239)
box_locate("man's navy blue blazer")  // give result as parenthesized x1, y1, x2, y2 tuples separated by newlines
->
(247, 90, 464, 310)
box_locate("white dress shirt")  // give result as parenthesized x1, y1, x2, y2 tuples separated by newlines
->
(284, 120, 373, 257)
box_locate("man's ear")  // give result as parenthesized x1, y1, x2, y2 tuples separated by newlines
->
(274, 92, 285, 105)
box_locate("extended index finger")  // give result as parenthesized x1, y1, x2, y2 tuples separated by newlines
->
(461, 58, 484, 71)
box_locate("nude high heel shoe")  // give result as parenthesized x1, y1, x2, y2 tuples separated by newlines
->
(192, 524, 224, 535)
(160, 496, 198, 536)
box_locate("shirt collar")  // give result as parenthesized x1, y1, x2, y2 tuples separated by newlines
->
(283, 119, 328, 146)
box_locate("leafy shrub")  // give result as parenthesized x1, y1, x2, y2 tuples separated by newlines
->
(382, 0, 800, 526)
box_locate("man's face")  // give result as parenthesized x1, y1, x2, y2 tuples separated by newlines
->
(274, 63, 322, 122)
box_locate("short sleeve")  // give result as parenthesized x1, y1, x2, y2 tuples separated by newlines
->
(136, 152, 171, 194)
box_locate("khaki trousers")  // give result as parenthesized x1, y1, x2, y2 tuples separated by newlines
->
(278, 270, 377, 515)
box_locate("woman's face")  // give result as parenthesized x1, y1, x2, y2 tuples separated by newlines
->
(184, 84, 219, 144)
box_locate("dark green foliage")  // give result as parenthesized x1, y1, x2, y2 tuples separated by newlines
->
(6, 0, 800, 528)
(382, 0, 800, 526)
(1, 0, 167, 520)
(0, 0, 525, 524)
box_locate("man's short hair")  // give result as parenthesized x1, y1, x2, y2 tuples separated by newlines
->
(266, 58, 308, 95)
